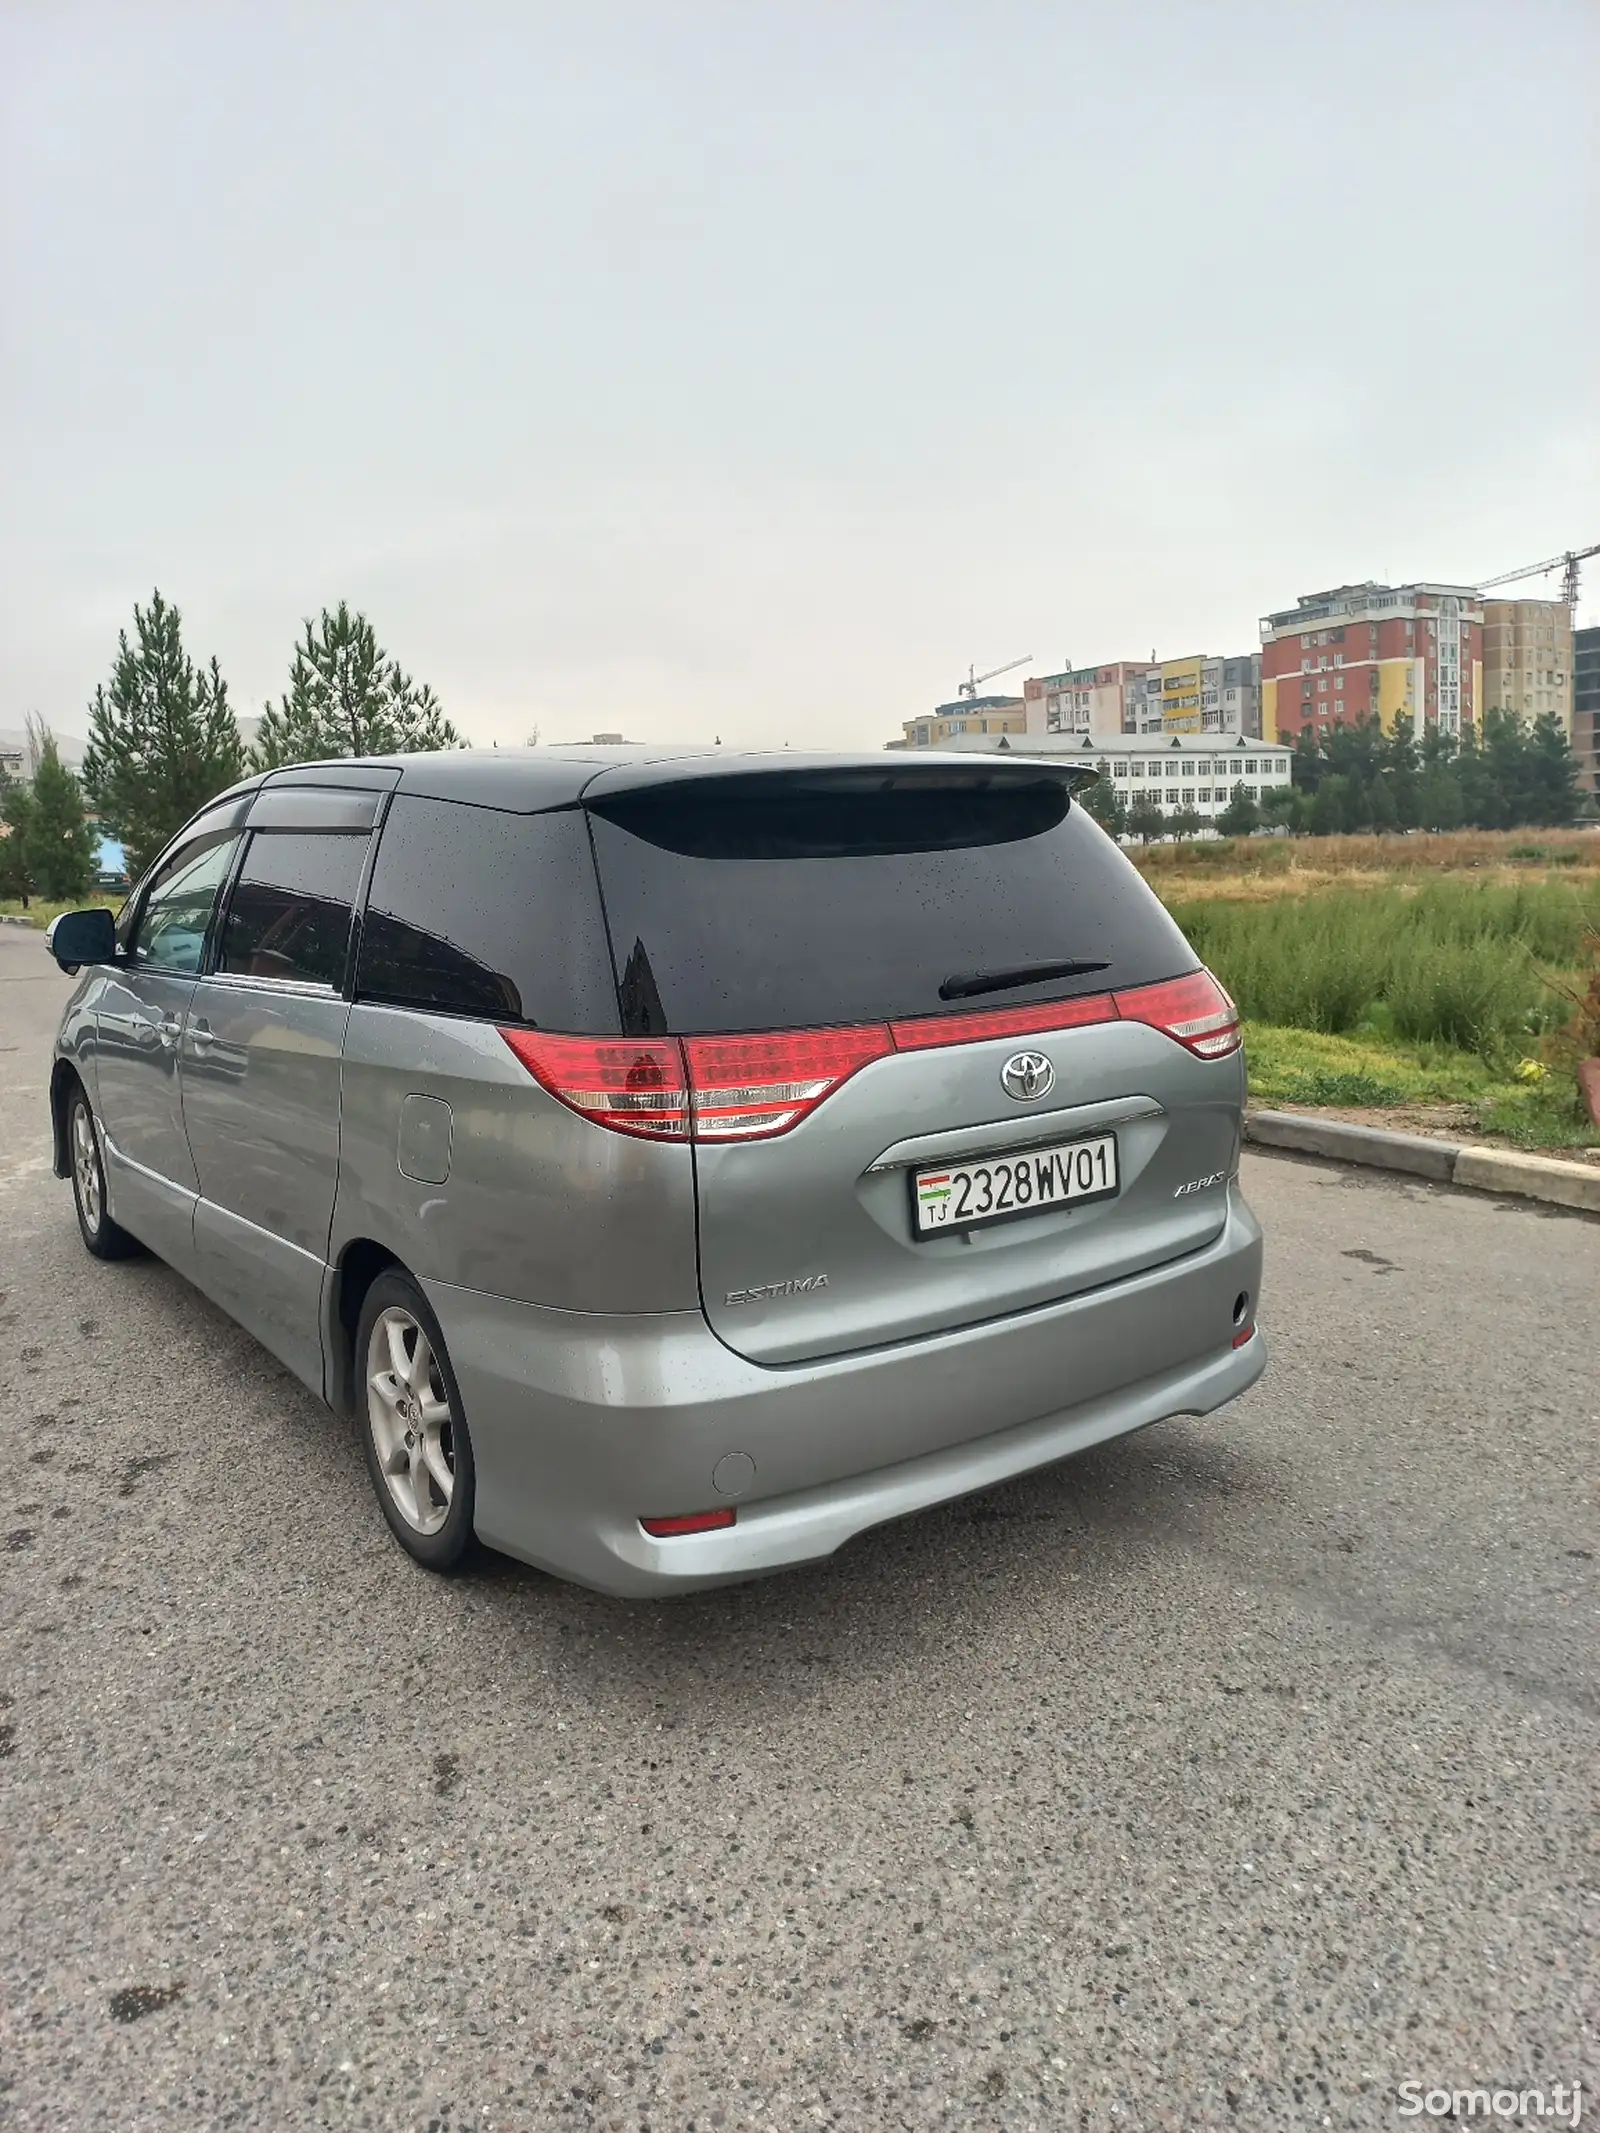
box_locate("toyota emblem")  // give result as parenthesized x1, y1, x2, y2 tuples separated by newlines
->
(1000, 1050, 1055, 1101)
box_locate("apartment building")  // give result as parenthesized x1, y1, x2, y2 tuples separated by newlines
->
(1021, 652, 1260, 740)
(1208, 655, 1263, 737)
(1574, 625, 1599, 798)
(1481, 599, 1574, 735)
(1123, 654, 1262, 737)
(895, 695, 1026, 749)
(1021, 662, 1153, 739)
(1260, 582, 1482, 744)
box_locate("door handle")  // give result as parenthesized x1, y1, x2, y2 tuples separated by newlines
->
(188, 1018, 214, 1056)
(158, 1012, 182, 1052)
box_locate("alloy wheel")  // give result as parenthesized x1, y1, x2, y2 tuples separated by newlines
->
(72, 1101, 101, 1235)
(366, 1306, 456, 1536)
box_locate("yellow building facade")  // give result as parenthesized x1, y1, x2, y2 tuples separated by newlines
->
(1159, 654, 1205, 733)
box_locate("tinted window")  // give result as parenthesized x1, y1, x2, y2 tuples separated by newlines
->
(219, 831, 368, 986)
(132, 831, 241, 972)
(587, 772, 1198, 1034)
(247, 786, 382, 832)
(356, 796, 618, 1030)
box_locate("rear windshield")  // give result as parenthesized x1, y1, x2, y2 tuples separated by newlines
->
(586, 772, 1197, 1034)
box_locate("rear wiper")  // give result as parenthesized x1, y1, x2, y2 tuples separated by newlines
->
(939, 958, 1112, 1002)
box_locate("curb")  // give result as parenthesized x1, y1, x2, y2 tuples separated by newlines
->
(1245, 1109, 1600, 1215)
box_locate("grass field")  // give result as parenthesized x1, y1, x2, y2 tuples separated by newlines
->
(1240, 1022, 1594, 1152)
(1134, 827, 1600, 902)
(1141, 838, 1600, 1154)
(0, 898, 78, 931)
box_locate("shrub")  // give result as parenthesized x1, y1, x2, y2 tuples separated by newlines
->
(1384, 936, 1543, 1059)
(1168, 876, 1599, 1060)
(1175, 893, 1382, 1033)
(1408, 877, 1599, 964)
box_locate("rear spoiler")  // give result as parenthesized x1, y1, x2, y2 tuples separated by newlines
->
(577, 756, 1103, 804)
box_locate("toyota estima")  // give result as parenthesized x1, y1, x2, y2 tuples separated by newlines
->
(46, 746, 1265, 1593)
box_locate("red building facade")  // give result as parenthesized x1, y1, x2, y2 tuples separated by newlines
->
(1260, 583, 1482, 745)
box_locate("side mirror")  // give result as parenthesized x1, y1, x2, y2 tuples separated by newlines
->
(48, 908, 119, 973)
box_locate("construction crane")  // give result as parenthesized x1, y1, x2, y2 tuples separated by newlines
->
(957, 653, 1032, 701)
(1477, 542, 1600, 609)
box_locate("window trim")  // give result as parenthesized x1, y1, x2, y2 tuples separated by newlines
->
(244, 785, 385, 834)
(127, 825, 247, 974)
(120, 798, 255, 958)
(191, 968, 341, 1001)
(343, 789, 394, 1001)
(202, 829, 254, 973)
(208, 823, 377, 992)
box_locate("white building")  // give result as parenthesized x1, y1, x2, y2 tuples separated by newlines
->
(908, 729, 1294, 827)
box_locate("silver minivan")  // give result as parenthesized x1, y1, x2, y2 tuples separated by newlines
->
(47, 746, 1265, 1593)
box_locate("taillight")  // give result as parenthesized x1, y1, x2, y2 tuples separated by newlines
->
(890, 992, 1116, 1052)
(500, 1025, 893, 1141)
(497, 1030, 689, 1138)
(682, 1026, 894, 1140)
(1113, 970, 1241, 1059)
(502, 967, 1240, 1142)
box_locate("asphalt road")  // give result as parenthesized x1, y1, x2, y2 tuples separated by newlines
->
(1, 922, 1596, 2133)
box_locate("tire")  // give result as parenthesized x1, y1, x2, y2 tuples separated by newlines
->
(356, 1270, 477, 1571)
(66, 1083, 141, 1261)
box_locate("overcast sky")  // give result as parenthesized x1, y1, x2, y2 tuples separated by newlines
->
(3, 0, 1596, 752)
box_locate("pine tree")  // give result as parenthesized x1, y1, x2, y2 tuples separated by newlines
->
(82, 590, 245, 878)
(27, 727, 97, 900)
(1470, 711, 1521, 829)
(1416, 761, 1463, 832)
(1525, 710, 1580, 827)
(253, 603, 466, 768)
(0, 761, 35, 904)
(1385, 724, 1422, 830)
(1290, 727, 1325, 796)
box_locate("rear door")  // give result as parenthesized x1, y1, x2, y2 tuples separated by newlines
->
(585, 765, 1243, 1366)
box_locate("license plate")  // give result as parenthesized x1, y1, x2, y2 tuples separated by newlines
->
(911, 1133, 1119, 1237)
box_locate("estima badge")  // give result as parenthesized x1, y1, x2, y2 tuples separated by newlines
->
(725, 1275, 830, 1307)
(1000, 1051, 1055, 1102)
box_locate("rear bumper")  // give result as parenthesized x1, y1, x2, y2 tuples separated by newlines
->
(424, 1183, 1264, 1596)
